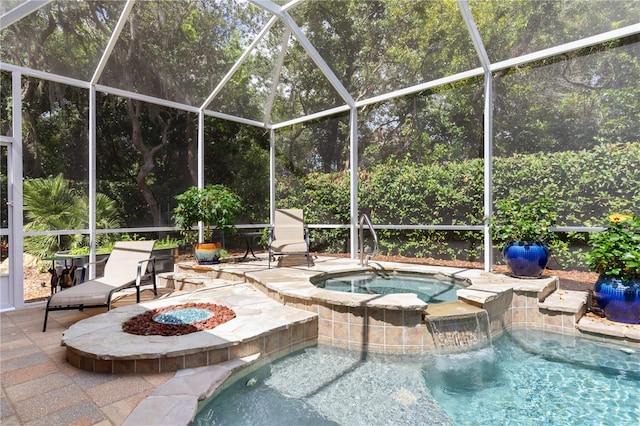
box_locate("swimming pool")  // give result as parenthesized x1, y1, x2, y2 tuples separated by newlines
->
(192, 329, 640, 425)
(311, 270, 465, 303)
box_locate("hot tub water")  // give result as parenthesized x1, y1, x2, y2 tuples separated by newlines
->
(312, 271, 465, 303)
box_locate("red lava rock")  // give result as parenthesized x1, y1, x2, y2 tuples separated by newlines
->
(122, 303, 236, 336)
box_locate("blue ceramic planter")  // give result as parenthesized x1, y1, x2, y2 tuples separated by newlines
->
(502, 241, 549, 278)
(593, 276, 640, 324)
(194, 242, 221, 265)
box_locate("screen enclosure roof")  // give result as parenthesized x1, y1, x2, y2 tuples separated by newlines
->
(2, 0, 640, 129)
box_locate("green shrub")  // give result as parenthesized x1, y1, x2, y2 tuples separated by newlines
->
(586, 213, 640, 280)
(277, 142, 640, 268)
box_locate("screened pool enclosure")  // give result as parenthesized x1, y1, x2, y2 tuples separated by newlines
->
(1, 0, 639, 310)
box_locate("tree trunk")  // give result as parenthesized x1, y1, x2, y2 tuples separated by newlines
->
(126, 99, 165, 226)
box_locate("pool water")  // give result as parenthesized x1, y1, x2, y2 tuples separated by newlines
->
(192, 329, 640, 426)
(312, 271, 464, 303)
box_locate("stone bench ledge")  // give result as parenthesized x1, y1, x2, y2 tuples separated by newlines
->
(577, 315, 640, 342)
(539, 289, 588, 313)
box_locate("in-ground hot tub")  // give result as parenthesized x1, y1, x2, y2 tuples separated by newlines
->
(311, 269, 466, 304)
(248, 266, 481, 355)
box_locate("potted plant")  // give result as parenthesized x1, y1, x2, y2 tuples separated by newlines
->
(489, 196, 565, 278)
(586, 213, 640, 324)
(172, 184, 242, 264)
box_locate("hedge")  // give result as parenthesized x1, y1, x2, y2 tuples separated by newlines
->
(277, 142, 640, 268)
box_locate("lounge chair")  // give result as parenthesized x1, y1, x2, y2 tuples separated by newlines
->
(268, 209, 311, 268)
(42, 240, 157, 332)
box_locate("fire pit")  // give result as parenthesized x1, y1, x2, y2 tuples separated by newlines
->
(122, 303, 236, 336)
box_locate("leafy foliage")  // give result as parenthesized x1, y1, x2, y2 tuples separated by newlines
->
(488, 196, 565, 253)
(278, 142, 640, 268)
(23, 174, 122, 257)
(586, 213, 640, 281)
(3, 0, 640, 272)
(66, 235, 178, 256)
(172, 185, 243, 244)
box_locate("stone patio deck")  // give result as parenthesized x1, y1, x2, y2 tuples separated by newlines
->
(2, 255, 638, 425)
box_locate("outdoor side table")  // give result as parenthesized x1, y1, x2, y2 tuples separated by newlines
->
(240, 231, 263, 261)
(42, 254, 86, 294)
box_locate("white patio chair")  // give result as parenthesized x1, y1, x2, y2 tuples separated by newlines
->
(268, 209, 310, 268)
(42, 240, 156, 331)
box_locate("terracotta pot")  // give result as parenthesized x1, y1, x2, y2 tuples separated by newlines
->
(194, 242, 222, 264)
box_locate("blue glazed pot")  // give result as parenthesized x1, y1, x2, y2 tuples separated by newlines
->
(502, 241, 549, 278)
(593, 276, 640, 324)
(194, 242, 221, 265)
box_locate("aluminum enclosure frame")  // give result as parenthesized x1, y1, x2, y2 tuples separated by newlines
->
(1, 0, 639, 310)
